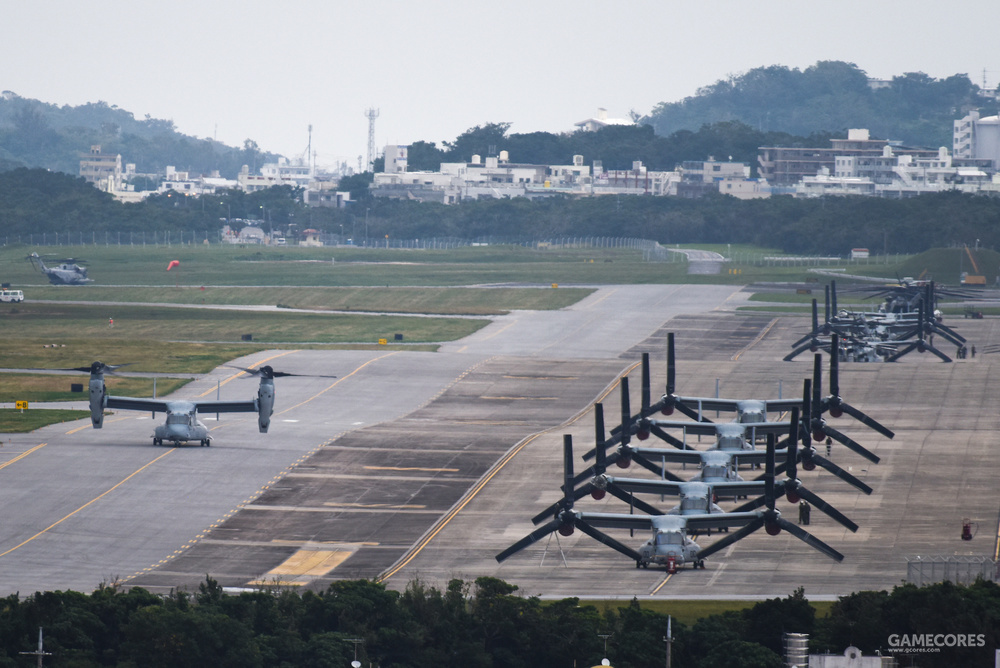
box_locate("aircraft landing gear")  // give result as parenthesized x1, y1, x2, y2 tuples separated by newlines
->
(200, 439, 209, 447)
(153, 438, 162, 446)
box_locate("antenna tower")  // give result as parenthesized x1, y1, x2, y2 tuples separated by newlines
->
(364, 108, 380, 172)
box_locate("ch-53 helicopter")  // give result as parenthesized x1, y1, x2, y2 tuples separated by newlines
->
(27, 252, 93, 285)
(71, 361, 325, 446)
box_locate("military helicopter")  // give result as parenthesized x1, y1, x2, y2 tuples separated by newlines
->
(27, 252, 92, 285)
(68, 361, 324, 446)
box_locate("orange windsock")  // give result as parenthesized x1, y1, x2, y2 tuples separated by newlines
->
(166, 260, 180, 271)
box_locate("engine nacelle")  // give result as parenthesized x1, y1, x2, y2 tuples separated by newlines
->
(829, 406, 843, 418)
(786, 489, 801, 504)
(661, 405, 674, 416)
(558, 523, 575, 537)
(801, 459, 817, 471)
(590, 489, 606, 500)
(89, 375, 106, 428)
(257, 378, 275, 433)
(615, 456, 632, 469)
(636, 429, 650, 441)
(765, 521, 782, 536)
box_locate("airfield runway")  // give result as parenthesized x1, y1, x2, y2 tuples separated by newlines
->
(1, 284, 998, 601)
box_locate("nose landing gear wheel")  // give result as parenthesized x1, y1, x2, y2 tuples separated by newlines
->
(153, 438, 162, 446)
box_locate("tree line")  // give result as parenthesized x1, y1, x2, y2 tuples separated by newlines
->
(3, 168, 999, 257)
(0, 577, 995, 667)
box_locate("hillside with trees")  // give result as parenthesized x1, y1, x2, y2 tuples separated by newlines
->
(0, 93, 278, 179)
(645, 61, 993, 149)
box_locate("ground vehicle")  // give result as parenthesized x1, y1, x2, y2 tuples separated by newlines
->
(0, 289, 24, 303)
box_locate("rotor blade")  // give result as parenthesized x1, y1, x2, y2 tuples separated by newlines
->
(731, 495, 768, 513)
(675, 401, 713, 423)
(649, 424, 688, 450)
(640, 353, 651, 416)
(829, 334, 840, 398)
(531, 484, 594, 525)
(793, 300, 820, 348)
(631, 452, 674, 479)
(775, 517, 845, 562)
(820, 424, 880, 464)
(837, 401, 895, 439)
(574, 518, 645, 562)
(696, 518, 764, 560)
(666, 332, 675, 395)
(885, 341, 918, 362)
(562, 435, 575, 493)
(594, 403, 607, 472)
(809, 452, 873, 495)
(784, 340, 818, 362)
(496, 519, 562, 562)
(786, 407, 799, 481)
(620, 377, 632, 447)
(794, 485, 859, 532)
(605, 483, 667, 516)
(924, 343, 953, 363)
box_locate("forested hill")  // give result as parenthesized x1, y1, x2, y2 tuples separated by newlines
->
(0, 93, 278, 178)
(645, 61, 994, 149)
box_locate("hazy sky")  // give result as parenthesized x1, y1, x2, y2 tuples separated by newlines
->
(4, 1, 998, 169)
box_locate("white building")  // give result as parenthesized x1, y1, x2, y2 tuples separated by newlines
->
(953, 111, 1000, 169)
(574, 108, 635, 132)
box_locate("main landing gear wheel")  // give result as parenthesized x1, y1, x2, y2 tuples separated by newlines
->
(200, 439, 209, 447)
(153, 438, 162, 446)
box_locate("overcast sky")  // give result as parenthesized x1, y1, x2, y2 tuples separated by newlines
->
(3, 1, 998, 169)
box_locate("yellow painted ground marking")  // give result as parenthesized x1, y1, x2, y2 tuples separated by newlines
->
(481, 396, 559, 401)
(0, 443, 47, 470)
(256, 549, 353, 578)
(364, 466, 459, 473)
(476, 319, 518, 341)
(0, 449, 176, 558)
(651, 573, 673, 594)
(66, 415, 131, 435)
(324, 502, 426, 509)
(276, 351, 399, 416)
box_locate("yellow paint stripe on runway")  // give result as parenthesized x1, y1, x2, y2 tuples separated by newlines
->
(260, 549, 353, 577)
(0, 443, 47, 470)
(651, 573, 673, 594)
(277, 351, 399, 416)
(66, 415, 132, 435)
(364, 466, 459, 473)
(0, 449, 176, 558)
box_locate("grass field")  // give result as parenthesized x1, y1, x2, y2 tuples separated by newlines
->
(578, 598, 834, 626)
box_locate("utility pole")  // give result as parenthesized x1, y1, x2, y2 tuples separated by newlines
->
(663, 616, 672, 668)
(20, 628, 52, 668)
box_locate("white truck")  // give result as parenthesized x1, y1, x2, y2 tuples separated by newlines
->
(0, 289, 24, 303)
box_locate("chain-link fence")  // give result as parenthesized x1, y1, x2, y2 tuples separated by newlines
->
(905, 555, 999, 586)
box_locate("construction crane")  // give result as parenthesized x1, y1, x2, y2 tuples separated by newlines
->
(961, 243, 986, 286)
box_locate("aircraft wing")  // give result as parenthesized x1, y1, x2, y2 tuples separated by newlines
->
(193, 400, 258, 414)
(631, 447, 704, 464)
(579, 512, 655, 532)
(676, 396, 741, 414)
(105, 396, 171, 413)
(648, 420, 719, 436)
(683, 511, 761, 532)
(707, 481, 767, 497)
(604, 477, 683, 496)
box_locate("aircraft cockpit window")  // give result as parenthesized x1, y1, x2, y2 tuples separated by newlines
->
(680, 497, 708, 512)
(656, 532, 683, 546)
(166, 414, 189, 425)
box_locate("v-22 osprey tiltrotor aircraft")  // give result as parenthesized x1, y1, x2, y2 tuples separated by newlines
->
(76, 361, 280, 446)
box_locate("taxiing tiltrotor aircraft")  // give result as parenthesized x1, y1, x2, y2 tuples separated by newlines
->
(27, 252, 93, 285)
(71, 361, 321, 446)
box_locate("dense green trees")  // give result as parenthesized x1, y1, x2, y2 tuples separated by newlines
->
(3, 167, 1000, 255)
(646, 61, 993, 149)
(0, 578, 995, 666)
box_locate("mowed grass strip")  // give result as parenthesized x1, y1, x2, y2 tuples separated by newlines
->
(0, 372, 190, 402)
(26, 285, 593, 315)
(1, 339, 267, 373)
(0, 303, 489, 344)
(0, 409, 91, 433)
